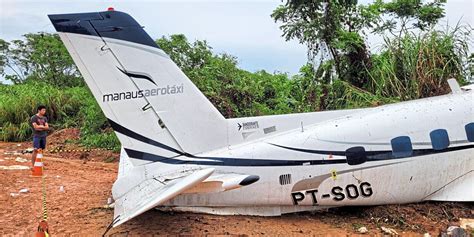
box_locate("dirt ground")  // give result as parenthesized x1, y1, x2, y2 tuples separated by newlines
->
(0, 129, 472, 236)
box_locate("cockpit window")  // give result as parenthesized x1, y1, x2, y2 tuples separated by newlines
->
(391, 136, 413, 158)
(466, 123, 474, 142)
(430, 129, 450, 150)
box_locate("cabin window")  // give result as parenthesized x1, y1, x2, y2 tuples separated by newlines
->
(430, 129, 450, 150)
(391, 136, 413, 158)
(466, 123, 474, 142)
(279, 174, 292, 185)
(345, 146, 367, 165)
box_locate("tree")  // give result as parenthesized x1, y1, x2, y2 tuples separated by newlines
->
(0, 39, 8, 76)
(156, 34, 213, 75)
(0, 33, 82, 87)
(271, 0, 449, 91)
(271, 0, 380, 88)
(156, 35, 298, 117)
(374, 0, 446, 36)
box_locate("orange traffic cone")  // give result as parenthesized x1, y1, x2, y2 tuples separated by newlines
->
(32, 149, 44, 177)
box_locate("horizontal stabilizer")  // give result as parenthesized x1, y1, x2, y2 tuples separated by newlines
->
(448, 78, 462, 94)
(113, 168, 214, 227)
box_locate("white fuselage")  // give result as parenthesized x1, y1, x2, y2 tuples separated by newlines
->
(139, 91, 473, 215)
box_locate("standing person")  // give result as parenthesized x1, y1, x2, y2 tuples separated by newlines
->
(31, 105, 49, 167)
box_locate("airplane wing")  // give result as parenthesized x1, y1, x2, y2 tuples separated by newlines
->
(112, 169, 260, 227)
(113, 168, 215, 227)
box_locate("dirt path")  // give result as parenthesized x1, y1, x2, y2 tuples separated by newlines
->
(0, 141, 472, 236)
(0, 144, 115, 235)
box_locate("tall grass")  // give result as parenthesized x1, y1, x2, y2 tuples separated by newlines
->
(0, 81, 120, 150)
(367, 24, 471, 100)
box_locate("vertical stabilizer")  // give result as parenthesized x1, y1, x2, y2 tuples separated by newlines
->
(48, 10, 228, 165)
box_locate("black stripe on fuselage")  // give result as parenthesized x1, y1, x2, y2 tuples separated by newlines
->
(269, 143, 474, 160)
(107, 118, 474, 166)
(107, 119, 185, 156)
(125, 148, 184, 164)
(124, 148, 348, 166)
(124, 143, 474, 167)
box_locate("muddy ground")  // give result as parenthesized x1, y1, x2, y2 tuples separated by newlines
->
(0, 129, 472, 236)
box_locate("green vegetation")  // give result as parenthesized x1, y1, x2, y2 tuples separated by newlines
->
(367, 25, 472, 99)
(0, 1, 472, 149)
(0, 82, 120, 149)
(271, 0, 471, 99)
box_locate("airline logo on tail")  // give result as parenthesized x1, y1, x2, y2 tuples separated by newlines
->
(102, 84, 184, 102)
(103, 67, 184, 102)
(117, 67, 156, 85)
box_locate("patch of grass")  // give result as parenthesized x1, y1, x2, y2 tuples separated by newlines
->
(351, 223, 366, 230)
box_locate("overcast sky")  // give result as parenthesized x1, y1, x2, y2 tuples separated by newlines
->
(0, 0, 472, 82)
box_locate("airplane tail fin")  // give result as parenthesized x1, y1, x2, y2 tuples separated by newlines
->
(48, 10, 227, 164)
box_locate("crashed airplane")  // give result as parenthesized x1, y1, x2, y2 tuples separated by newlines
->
(48, 10, 474, 227)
